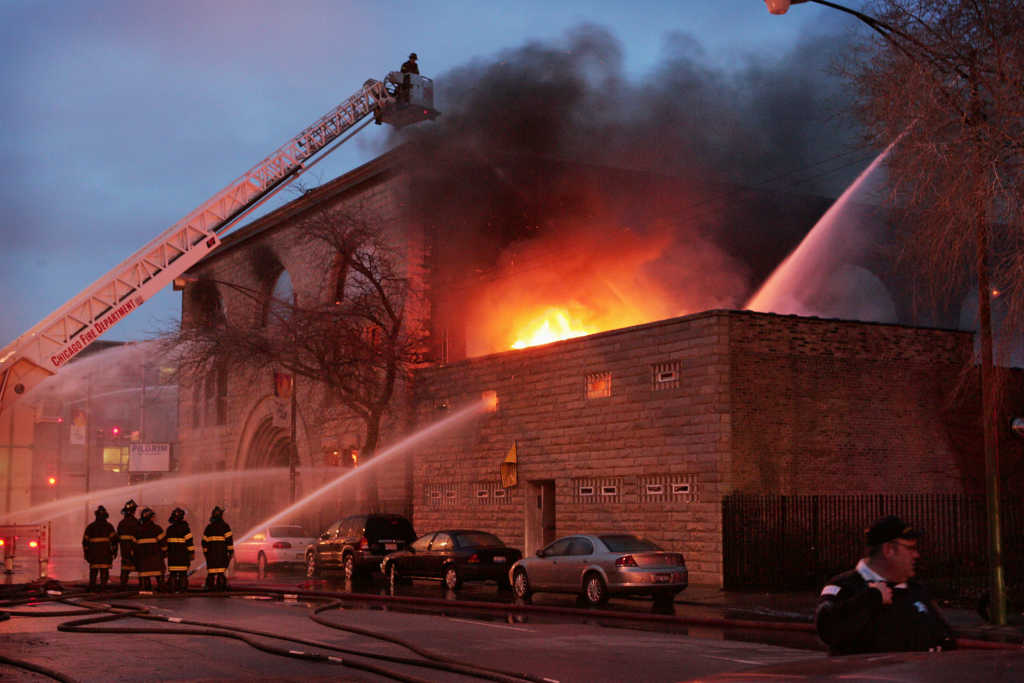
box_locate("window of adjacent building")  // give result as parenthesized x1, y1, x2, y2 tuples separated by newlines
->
(578, 485, 595, 496)
(601, 485, 618, 496)
(102, 446, 129, 472)
(586, 371, 611, 399)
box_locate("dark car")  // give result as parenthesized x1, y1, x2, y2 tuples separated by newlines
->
(381, 529, 522, 591)
(306, 513, 416, 581)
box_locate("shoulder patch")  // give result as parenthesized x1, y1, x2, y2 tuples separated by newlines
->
(820, 585, 841, 597)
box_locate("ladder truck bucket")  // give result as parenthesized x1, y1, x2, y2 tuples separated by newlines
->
(378, 73, 441, 129)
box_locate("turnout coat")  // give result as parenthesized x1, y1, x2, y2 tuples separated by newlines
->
(201, 518, 233, 573)
(82, 519, 118, 569)
(165, 520, 195, 572)
(134, 519, 167, 578)
(116, 515, 141, 572)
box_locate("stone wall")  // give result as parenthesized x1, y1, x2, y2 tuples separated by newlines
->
(412, 311, 731, 585)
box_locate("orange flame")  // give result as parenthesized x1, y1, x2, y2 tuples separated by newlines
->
(511, 307, 596, 349)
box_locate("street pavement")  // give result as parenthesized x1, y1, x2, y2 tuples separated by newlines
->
(1, 589, 821, 682)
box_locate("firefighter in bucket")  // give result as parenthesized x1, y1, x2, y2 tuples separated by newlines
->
(202, 506, 233, 590)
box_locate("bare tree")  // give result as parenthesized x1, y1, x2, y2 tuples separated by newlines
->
(174, 208, 428, 506)
(844, 0, 1024, 626)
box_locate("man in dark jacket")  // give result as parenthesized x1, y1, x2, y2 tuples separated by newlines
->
(165, 508, 195, 593)
(202, 506, 233, 591)
(116, 499, 140, 588)
(401, 52, 419, 75)
(815, 515, 955, 655)
(134, 507, 167, 592)
(82, 505, 118, 591)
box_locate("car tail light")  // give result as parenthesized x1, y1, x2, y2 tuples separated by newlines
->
(272, 541, 291, 549)
(359, 536, 369, 550)
(615, 555, 637, 567)
(29, 540, 39, 549)
(467, 553, 480, 564)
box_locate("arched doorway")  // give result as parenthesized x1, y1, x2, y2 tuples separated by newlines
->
(239, 417, 293, 530)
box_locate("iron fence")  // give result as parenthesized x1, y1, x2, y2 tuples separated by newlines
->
(722, 493, 1023, 603)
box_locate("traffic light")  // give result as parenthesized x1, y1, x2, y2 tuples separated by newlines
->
(111, 425, 121, 438)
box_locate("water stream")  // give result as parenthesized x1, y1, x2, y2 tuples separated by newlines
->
(745, 139, 900, 320)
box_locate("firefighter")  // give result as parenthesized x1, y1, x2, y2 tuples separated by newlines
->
(399, 52, 418, 102)
(165, 507, 194, 593)
(134, 507, 167, 592)
(401, 52, 419, 75)
(202, 506, 233, 591)
(82, 505, 118, 591)
(116, 499, 140, 588)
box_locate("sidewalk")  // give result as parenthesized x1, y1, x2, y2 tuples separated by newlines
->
(680, 584, 1024, 645)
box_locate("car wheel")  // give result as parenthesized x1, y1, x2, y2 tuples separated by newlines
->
(305, 552, 319, 578)
(257, 552, 268, 579)
(583, 572, 608, 606)
(512, 568, 532, 600)
(343, 554, 356, 582)
(443, 565, 462, 591)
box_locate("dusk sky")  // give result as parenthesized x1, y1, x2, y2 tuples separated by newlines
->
(0, 0, 867, 347)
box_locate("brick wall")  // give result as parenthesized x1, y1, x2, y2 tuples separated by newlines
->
(727, 313, 977, 495)
(412, 311, 731, 585)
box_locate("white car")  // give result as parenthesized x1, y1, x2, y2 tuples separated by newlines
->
(234, 525, 315, 575)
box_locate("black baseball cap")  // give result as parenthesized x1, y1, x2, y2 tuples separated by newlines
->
(865, 515, 922, 546)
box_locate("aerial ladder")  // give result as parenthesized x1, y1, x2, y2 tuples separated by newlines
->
(0, 71, 439, 419)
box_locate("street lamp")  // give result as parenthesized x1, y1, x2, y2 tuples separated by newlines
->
(767, 0, 1008, 626)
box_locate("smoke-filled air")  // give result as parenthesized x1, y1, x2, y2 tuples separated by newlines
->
(392, 24, 875, 355)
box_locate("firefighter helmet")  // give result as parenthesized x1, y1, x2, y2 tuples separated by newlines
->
(409, 52, 417, 60)
(95, 505, 108, 519)
(122, 499, 138, 515)
(140, 507, 155, 522)
(210, 506, 224, 521)
(169, 507, 185, 524)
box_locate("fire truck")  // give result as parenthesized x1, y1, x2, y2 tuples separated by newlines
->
(0, 71, 438, 419)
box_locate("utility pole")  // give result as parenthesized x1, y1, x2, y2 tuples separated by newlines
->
(289, 376, 297, 503)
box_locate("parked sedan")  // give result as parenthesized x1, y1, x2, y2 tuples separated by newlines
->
(509, 534, 687, 606)
(233, 525, 315, 575)
(381, 530, 522, 591)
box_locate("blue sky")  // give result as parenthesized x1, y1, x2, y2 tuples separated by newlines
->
(0, 0, 864, 346)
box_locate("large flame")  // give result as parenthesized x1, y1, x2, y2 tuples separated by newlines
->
(464, 220, 748, 356)
(511, 307, 597, 349)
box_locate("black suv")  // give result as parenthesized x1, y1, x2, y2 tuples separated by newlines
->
(306, 513, 416, 581)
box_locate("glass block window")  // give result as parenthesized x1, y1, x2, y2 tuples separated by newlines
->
(474, 481, 512, 505)
(652, 361, 680, 390)
(573, 477, 622, 503)
(586, 371, 612, 399)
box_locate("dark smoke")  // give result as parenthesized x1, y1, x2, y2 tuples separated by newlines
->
(391, 24, 866, 357)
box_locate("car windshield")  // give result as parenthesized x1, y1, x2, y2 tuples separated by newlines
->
(454, 531, 504, 548)
(599, 535, 661, 552)
(270, 526, 307, 538)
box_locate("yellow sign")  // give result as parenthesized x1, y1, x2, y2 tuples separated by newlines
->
(500, 441, 518, 488)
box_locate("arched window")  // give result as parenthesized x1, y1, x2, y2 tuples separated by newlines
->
(333, 251, 351, 305)
(265, 269, 295, 326)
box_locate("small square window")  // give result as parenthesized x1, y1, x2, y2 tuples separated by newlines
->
(645, 483, 664, 495)
(430, 490, 442, 500)
(653, 361, 680, 390)
(601, 485, 618, 496)
(672, 483, 691, 495)
(477, 490, 489, 499)
(493, 489, 506, 498)
(586, 372, 612, 399)
(579, 485, 595, 496)
(445, 490, 457, 499)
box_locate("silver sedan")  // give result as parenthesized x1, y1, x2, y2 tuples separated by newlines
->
(508, 534, 687, 607)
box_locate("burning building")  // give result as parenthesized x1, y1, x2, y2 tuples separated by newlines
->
(173, 146, 1022, 585)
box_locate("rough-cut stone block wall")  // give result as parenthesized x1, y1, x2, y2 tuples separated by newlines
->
(176, 161, 418, 534)
(412, 311, 732, 585)
(727, 313, 976, 494)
